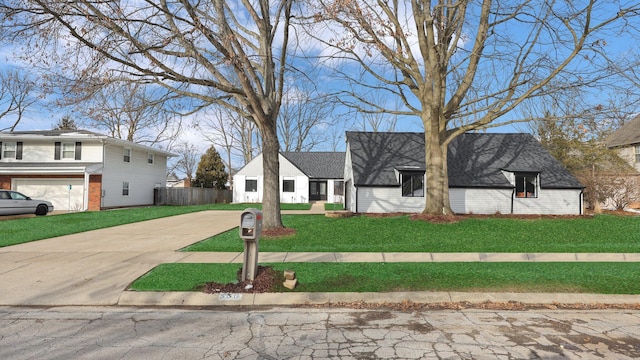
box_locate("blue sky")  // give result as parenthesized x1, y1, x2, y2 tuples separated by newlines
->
(2, 0, 639, 167)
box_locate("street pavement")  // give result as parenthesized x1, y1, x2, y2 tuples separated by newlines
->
(1, 306, 639, 359)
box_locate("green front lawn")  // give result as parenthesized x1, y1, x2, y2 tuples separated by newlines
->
(129, 262, 640, 294)
(0, 203, 311, 248)
(184, 214, 640, 253)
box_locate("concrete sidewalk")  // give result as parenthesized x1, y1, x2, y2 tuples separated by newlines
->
(1, 206, 640, 307)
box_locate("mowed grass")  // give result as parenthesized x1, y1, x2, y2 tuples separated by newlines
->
(0, 203, 310, 248)
(129, 262, 640, 294)
(184, 214, 640, 253)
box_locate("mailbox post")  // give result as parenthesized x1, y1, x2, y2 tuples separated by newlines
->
(239, 208, 262, 281)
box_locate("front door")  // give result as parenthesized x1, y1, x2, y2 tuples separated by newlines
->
(309, 181, 327, 201)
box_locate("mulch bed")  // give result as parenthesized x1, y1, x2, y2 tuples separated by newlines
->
(203, 266, 283, 294)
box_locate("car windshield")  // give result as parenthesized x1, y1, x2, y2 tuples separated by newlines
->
(10, 192, 29, 200)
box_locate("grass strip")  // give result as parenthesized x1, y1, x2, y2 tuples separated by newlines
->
(129, 262, 640, 294)
(0, 203, 310, 248)
(184, 214, 640, 253)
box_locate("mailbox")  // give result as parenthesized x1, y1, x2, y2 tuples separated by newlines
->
(240, 208, 263, 240)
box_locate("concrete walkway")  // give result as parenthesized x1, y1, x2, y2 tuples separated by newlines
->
(1, 205, 640, 307)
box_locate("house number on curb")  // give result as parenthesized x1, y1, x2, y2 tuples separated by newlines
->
(218, 293, 243, 301)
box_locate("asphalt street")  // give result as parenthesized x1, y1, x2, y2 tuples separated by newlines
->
(1, 306, 639, 359)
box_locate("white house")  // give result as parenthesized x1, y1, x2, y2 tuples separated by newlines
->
(233, 152, 345, 204)
(0, 130, 175, 211)
(344, 131, 584, 215)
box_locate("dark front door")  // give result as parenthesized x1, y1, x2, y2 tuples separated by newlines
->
(309, 181, 327, 201)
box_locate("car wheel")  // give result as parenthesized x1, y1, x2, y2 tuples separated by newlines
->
(35, 204, 49, 216)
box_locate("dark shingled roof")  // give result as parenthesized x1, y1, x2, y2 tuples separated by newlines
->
(605, 114, 640, 148)
(346, 131, 583, 189)
(281, 152, 345, 179)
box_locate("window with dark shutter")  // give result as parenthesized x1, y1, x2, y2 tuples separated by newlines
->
(16, 142, 23, 160)
(0, 142, 2, 160)
(54, 142, 61, 160)
(75, 142, 82, 160)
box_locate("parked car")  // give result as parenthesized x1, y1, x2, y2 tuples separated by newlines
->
(0, 190, 54, 216)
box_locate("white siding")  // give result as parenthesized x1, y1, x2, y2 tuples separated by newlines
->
(513, 188, 582, 215)
(326, 179, 345, 204)
(234, 175, 262, 203)
(356, 187, 425, 213)
(0, 139, 103, 163)
(280, 175, 308, 203)
(450, 188, 513, 214)
(233, 154, 309, 203)
(450, 188, 582, 215)
(101, 143, 167, 208)
(353, 187, 582, 215)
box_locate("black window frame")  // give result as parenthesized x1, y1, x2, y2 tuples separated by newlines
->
(401, 171, 424, 197)
(245, 179, 258, 192)
(334, 180, 344, 196)
(515, 172, 538, 198)
(282, 179, 295, 193)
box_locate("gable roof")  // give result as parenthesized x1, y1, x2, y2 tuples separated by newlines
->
(282, 152, 345, 179)
(346, 131, 583, 189)
(605, 114, 640, 148)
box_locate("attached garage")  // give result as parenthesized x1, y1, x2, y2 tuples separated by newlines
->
(14, 178, 85, 211)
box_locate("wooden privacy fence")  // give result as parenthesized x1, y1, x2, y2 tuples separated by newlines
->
(154, 187, 233, 206)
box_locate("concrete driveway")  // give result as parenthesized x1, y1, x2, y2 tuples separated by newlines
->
(0, 211, 239, 306)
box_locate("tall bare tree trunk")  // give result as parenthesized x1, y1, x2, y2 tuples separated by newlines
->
(260, 121, 283, 229)
(423, 110, 453, 215)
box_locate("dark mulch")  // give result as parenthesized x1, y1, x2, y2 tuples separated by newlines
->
(203, 266, 283, 294)
(262, 227, 296, 238)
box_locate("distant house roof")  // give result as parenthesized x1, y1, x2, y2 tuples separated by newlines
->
(282, 152, 345, 179)
(346, 131, 583, 189)
(0, 129, 176, 157)
(605, 114, 640, 148)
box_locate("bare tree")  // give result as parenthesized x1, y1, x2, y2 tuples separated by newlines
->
(278, 78, 338, 152)
(1, 0, 294, 229)
(0, 69, 37, 132)
(306, 1, 640, 214)
(195, 105, 260, 189)
(170, 142, 199, 183)
(68, 82, 183, 147)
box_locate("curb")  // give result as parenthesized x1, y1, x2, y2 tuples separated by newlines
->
(117, 291, 640, 307)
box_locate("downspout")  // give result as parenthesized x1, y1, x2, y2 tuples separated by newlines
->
(101, 139, 106, 210)
(579, 189, 584, 215)
(83, 170, 89, 211)
(510, 188, 515, 214)
(355, 185, 358, 213)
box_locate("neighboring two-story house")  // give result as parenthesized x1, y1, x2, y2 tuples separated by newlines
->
(0, 130, 175, 211)
(606, 114, 640, 172)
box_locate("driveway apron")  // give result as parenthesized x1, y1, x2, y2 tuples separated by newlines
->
(0, 211, 239, 306)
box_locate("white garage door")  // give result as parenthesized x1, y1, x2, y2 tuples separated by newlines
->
(14, 178, 85, 211)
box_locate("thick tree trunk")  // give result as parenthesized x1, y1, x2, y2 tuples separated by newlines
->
(423, 116, 454, 215)
(260, 122, 284, 230)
